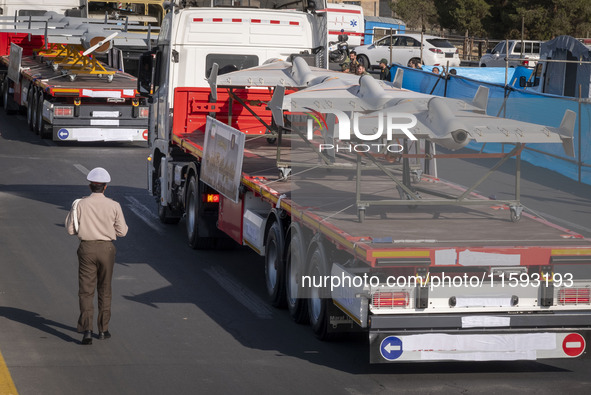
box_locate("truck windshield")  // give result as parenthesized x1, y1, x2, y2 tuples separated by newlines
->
(188, 0, 326, 12)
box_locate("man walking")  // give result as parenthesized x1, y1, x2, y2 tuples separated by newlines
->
(65, 167, 128, 345)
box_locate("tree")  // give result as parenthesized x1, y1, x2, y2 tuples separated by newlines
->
(449, 0, 491, 36)
(491, 0, 591, 40)
(391, 0, 439, 31)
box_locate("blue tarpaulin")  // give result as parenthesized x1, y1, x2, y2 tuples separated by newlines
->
(390, 64, 591, 184)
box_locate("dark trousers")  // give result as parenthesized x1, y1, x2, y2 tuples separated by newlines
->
(77, 241, 116, 333)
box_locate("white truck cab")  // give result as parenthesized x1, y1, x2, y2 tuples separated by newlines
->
(137, 0, 328, 199)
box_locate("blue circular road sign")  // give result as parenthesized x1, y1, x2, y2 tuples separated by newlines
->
(57, 129, 69, 140)
(380, 336, 403, 361)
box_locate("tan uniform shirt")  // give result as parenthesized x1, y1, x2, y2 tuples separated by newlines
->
(66, 193, 128, 241)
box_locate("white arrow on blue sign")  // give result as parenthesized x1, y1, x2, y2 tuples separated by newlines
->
(379, 336, 403, 361)
(58, 129, 69, 140)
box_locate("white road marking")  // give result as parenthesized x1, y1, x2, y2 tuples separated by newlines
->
(525, 206, 591, 236)
(74, 164, 89, 175)
(124, 195, 163, 233)
(204, 265, 273, 320)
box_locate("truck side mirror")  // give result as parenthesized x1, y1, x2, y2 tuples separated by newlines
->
(138, 52, 155, 97)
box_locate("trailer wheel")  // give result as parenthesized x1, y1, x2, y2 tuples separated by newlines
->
(2, 80, 8, 112)
(265, 221, 286, 308)
(2, 80, 15, 115)
(186, 175, 216, 249)
(27, 87, 35, 131)
(307, 242, 334, 340)
(285, 223, 308, 323)
(35, 91, 44, 136)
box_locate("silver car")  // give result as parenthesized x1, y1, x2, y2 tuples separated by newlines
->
(479, 40, 541, 68)
(354, 33, 461, 69)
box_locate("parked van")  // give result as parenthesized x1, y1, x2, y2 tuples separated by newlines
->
(325, 3, 364, 48)
(479, 40, 542, 68)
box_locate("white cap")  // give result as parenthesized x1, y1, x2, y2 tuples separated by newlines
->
(87, 167, 111, 183)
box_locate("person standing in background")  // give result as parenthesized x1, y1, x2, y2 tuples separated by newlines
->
(378, 58, 391, 81)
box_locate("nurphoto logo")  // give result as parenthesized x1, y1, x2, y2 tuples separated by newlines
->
(303, 108, 419, 154)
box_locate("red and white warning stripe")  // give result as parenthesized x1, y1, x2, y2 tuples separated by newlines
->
(193, 17, 299, 25)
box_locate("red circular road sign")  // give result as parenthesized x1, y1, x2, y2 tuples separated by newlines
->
(562, 333, 585, 357)
(142, 130, 148, 140)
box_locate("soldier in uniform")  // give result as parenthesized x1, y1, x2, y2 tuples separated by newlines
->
(378, 58, 391, 81)
(341, 51, 360, 73)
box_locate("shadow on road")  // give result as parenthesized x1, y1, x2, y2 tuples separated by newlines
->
(0, 307, 79, 343)
(0, 182, 582, 374)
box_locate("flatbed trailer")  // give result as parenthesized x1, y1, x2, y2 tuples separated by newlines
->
(148, 84, 591, 363)
(0, 45, 149, 142)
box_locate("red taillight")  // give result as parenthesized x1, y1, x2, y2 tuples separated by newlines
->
(203, 193, 220, 203)
(558, 288, 590, 305)
(54, 106, 74, 117)
(429, 48, 443, 54)
(139, 107, 149, 118)
(372, 291, 409, 308)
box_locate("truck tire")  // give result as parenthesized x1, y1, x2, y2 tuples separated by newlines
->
(31, 89, 39, 132)
(35, 91, 44, 136)
(2, 80, 16, 115)
(285, 223, 308, 323)
(307, 241, 334, 340)
(265, 221, 286, 308)
(185, 175, 216, 249)
(27, 88, 35, 131)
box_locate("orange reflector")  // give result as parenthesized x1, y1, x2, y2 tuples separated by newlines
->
(203, 194, 220, 203)
(558, 288, 590, 305)
(372, 292, 409, 308)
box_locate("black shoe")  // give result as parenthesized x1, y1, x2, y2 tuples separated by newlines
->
(81, 331, 93, 345)
(98, 331, 111, 340)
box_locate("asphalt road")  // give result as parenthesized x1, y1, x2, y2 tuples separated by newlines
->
(1, 110, 591, 394)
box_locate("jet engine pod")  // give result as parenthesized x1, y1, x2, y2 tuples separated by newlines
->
(451, 128, 469, 146)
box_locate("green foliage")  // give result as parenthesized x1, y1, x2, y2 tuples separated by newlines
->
(392, 0, 591, 39)
(391, 0, 438, 31)
(449, 0, 491, 36)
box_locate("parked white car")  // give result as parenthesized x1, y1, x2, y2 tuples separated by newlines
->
(479, 40, 542, 68)
(354, 33, 460, 69)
